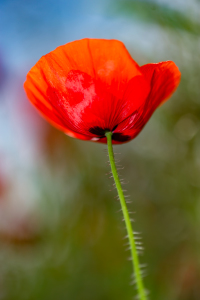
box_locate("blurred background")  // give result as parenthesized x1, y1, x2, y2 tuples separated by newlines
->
(0, 0, 200, 299)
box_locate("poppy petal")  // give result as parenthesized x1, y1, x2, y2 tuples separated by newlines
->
(114, 61, 181, 142)
(24, 68, 91, 140)
(119, 74, 150, 121)
(140, 61, 181, 107)
(64, 70, 150, 133)
(45, 38, 143, 98)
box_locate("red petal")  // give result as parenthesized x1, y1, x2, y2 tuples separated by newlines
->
(46, 38, 142, 98)
(24, 67, 91, 140)
(140, 61, 181, 106)
(115, 61, 181, 142)
(120, 74, 150, 121)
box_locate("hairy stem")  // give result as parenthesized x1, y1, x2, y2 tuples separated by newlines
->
(105, 131, 147, 300)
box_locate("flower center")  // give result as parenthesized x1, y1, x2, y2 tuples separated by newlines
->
(89, 126, 130, 142)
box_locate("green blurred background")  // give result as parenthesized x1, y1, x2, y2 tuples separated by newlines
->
(0, 0, 200, 299)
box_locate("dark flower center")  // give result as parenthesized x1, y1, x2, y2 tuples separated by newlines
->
(89, 126, 130, 142)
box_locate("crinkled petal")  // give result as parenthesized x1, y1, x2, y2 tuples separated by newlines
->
(114, 61, 181, 142)
(46, 38, 142, 98)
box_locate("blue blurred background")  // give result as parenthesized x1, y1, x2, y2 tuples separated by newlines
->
(1, 0, 200, 299)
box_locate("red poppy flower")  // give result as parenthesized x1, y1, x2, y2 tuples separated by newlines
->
(24, 38, 181, 144)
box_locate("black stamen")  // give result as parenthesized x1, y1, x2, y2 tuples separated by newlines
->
(89, 126, 130, 142)
(89, 126, 110, 137)
(112, 133, 131, 142)
(112, 124, 118, 132)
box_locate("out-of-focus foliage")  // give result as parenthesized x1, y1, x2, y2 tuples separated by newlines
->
(1, 0, 200, 300)
(115, 0, 200, 34)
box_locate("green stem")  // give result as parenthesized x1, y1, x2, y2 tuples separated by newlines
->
(105, 131, 147, 300)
